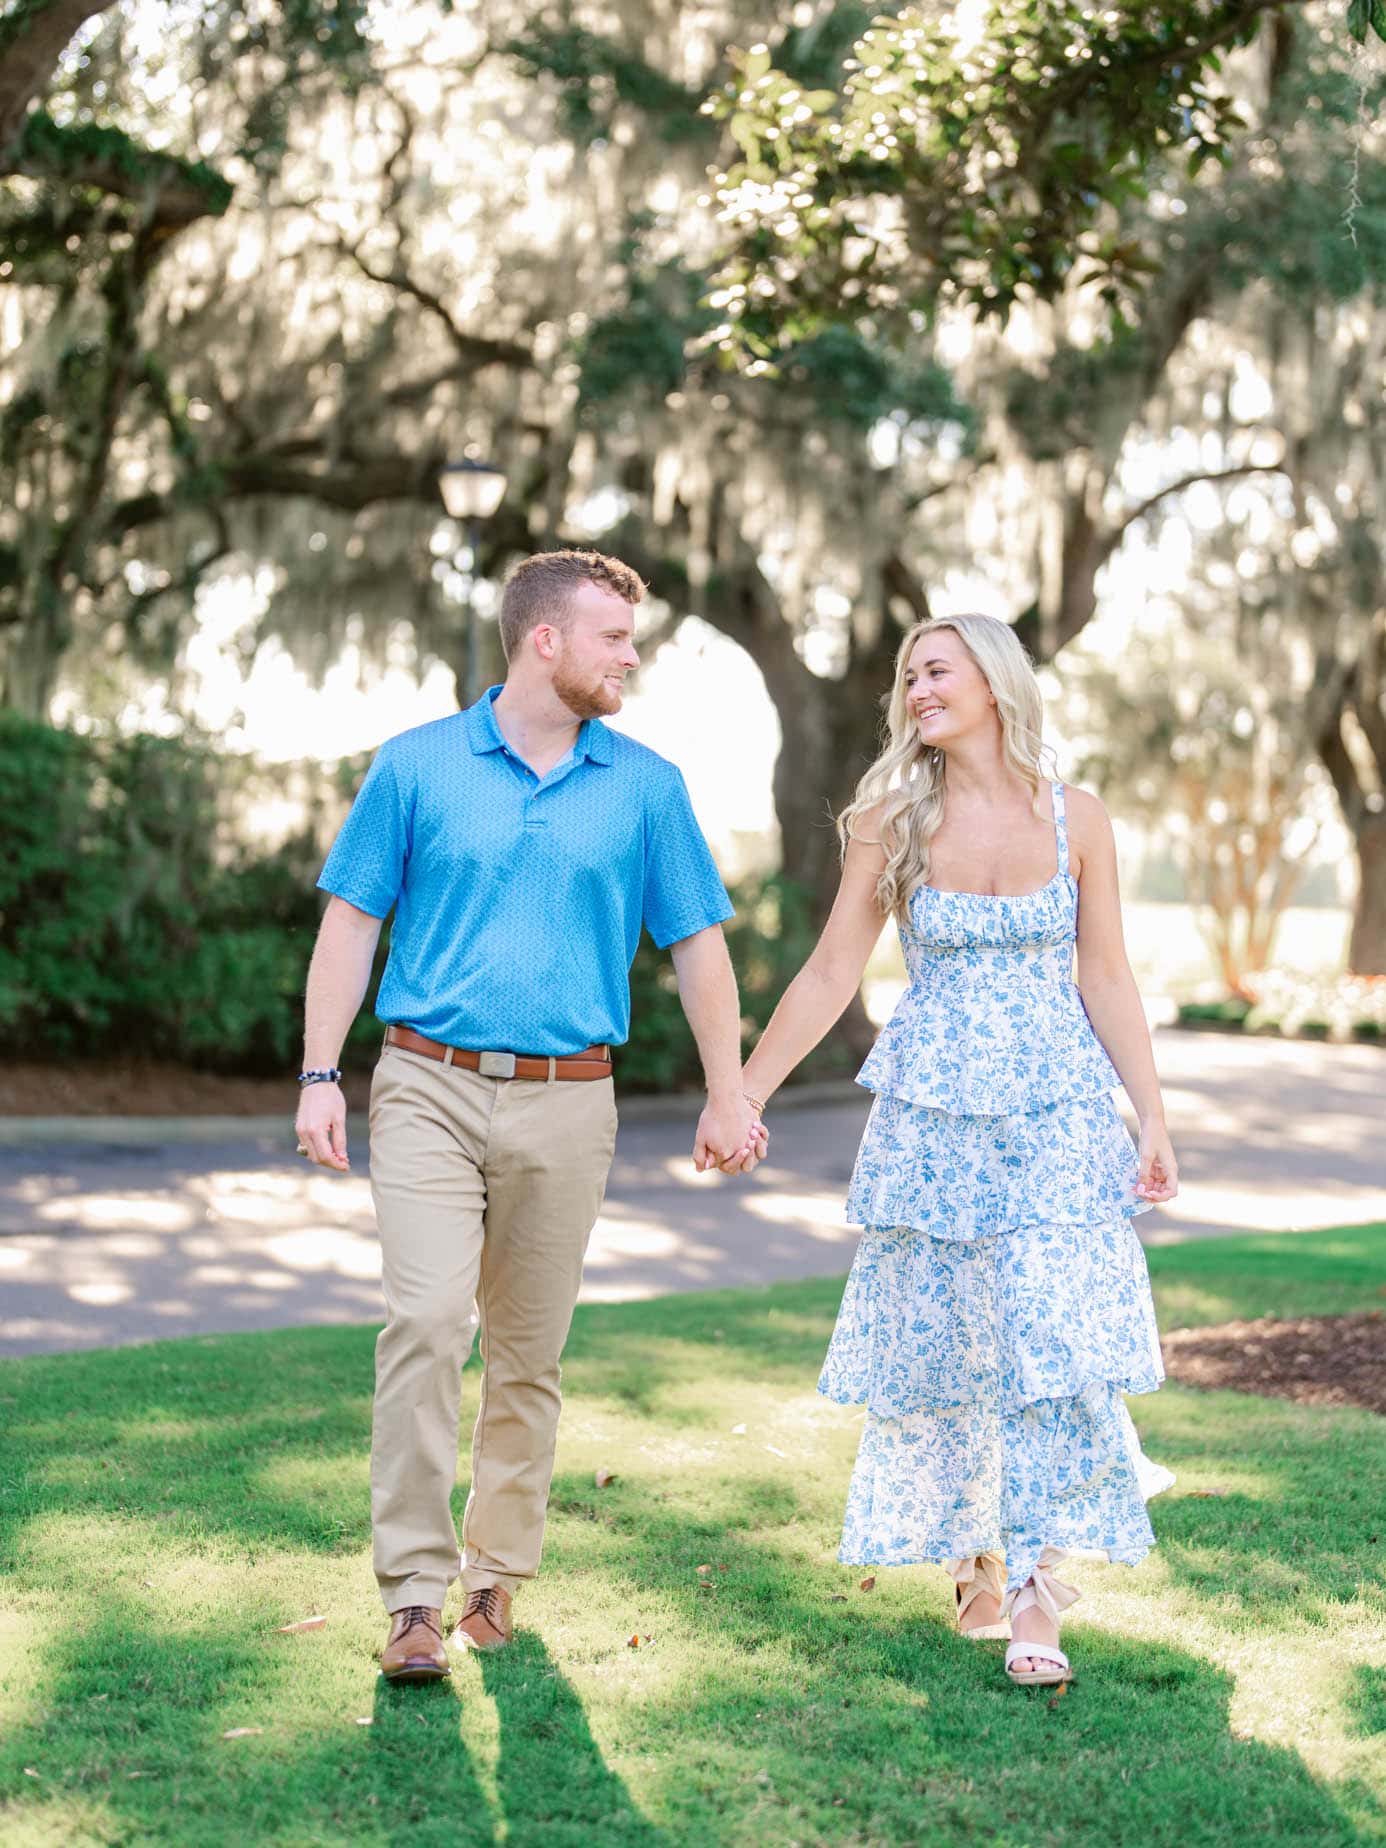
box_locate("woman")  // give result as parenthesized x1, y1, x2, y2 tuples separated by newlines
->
(740, 614, 1177, 1687)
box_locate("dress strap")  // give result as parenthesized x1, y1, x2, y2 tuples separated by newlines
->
(1052, 781, 1070, 876)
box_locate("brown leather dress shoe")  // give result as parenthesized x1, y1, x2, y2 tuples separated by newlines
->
(380, 1605, 450, 1681)
(453, 1584, 512, 1651)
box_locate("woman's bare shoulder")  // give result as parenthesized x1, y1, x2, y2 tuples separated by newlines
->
(844, 798, 889, 850)
(1061, 784, 1113, 837)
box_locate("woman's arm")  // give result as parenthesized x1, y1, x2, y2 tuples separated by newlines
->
(1069, 788, 1178, 1203)
(741, 826, 889, 1105)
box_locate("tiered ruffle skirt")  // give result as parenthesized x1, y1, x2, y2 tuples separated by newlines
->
(820, 1088, 1173, 1591)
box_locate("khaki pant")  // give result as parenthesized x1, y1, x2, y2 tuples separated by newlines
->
(367, 1043, 618, 1612)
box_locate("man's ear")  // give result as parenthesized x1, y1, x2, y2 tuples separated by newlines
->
(532, 623, 561, 662)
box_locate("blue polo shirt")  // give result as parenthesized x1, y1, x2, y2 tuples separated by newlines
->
(317, 688, 733, 1055)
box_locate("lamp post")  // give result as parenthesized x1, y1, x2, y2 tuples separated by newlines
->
(438, 459, 507, 707)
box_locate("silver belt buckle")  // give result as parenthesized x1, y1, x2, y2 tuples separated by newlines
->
(478, 1050, 517, 1079)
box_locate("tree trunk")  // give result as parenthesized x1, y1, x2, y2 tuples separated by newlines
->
(0, 1, 117, 153)
(1318, 669, 1386, 976)
(0, 601, 66, 718)
(1348, 812, 1386, 976)
(751, 599, 883, 1062)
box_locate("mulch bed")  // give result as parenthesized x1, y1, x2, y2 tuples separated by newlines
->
(1162, 1313, 1386, 1416)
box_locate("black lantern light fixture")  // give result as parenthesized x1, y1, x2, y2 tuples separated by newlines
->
(437, 458, 507, 704)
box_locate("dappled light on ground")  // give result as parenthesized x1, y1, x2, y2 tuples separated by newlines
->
(1, 1252, 1382, 1844)
(3, 1033, 1385, 1356)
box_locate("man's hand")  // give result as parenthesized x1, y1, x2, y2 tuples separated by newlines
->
(694, 1094, 762, 1174)
(296, 1081, 350, 1171)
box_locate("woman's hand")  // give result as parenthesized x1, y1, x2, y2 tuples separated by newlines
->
(718, 1115, 769, 1174)
(1135, 1119, 1178, 1203)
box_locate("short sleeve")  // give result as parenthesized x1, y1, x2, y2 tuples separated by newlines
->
(642, 766, 733, 949)
(317, 742, 411, 918)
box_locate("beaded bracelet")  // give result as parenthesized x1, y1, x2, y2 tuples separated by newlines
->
(298, 1067, 343, 1087)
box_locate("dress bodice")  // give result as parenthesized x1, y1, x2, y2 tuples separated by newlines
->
(855, 783, 1121, 1114)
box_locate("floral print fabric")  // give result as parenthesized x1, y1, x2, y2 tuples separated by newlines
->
(838, 1387, 1175, 1579)
(845, 1091, 1151, 1244)
(821, 784, 1172, 1590)
(854, 851, 1121, 1114)
(820, 1212, 1165, 1419)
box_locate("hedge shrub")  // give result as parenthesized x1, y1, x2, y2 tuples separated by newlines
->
(0, 717, 836, 1090)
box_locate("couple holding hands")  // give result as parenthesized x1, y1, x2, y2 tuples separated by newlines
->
(295, 548, 1178, 1692)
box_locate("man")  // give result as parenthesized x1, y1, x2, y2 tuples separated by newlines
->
(295, 548, 765, 1683)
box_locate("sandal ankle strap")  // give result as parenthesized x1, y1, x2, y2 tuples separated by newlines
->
(1002, 1548, 1079, 1627)
(947, 1552, 1007, 1624)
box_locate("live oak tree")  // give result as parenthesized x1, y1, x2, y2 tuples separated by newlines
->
(1061, 587, 1340, 996)
(0, 0, 375, 712)
(994, 20, 1386, 970)
(4, 0, 1384, 996)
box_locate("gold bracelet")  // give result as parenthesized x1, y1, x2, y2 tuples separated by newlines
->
(742, 1091, 766, 1115)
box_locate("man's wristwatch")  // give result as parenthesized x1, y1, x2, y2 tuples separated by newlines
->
(298, 1067, 343, 1087)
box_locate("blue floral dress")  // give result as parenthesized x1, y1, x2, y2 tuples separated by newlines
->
(819, 783, 1173, 1593)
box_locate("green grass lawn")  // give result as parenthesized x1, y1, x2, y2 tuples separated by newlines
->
(2, 1225, 1384, 1847)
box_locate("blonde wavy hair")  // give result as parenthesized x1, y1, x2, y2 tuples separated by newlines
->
(838, 614, 1054, 928)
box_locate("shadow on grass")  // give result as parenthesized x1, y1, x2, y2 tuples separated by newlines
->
(530, 1476, 1381, 1845)
(3, 1290, 1384, 1843)
(476, 1632, 665, 1847)
(365, 1674, 495, 1847)
(0, 1534, 1370, 1848)
(1347, 1664, 1386, 1740)
(0, 1592, 661, 1847)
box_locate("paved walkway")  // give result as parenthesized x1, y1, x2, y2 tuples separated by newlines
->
(1, 1031, 1382, 1356)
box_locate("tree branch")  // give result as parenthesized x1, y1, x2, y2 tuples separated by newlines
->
(881, 552, 931, 625)
(0, 0, 117, 152)
(330, 236, 533, 372)
(1101, 459, 1288, 559)
(1031, 0, 1303, 131)
(6, 110, 233, 227)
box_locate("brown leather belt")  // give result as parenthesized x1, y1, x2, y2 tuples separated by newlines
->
(384, 1024, 612, 1081)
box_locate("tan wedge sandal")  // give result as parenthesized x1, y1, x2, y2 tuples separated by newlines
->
(948, 1553, 1009, 1641)
(1003, 1548, 1079, 1687)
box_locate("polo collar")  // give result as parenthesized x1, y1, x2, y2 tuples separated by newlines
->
(465, 687, 508, 755)
(465, 685, 613, 765)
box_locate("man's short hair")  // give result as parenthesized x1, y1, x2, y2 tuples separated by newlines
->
(499, 549, 645, 660)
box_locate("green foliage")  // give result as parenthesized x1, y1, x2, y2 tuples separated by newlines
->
(1176, 997, 1254, 1030)
(774, 2, 877, 89)
(577, 227, 716, 410)
(1003, 322, 1150, 460)
(1348, 0, 1386, 46)
(1210, 54, 1386, 303)
(703, 0, 1292, 352)
(506, 24, 708, 146)
(0, 719, 829, 1088)
(774, 325, 974, 437)
(579, 225, 975, 439)
(1179, 974, 1386, 1044)
(15, 109, 234, 214)
(623, 874, 846, 1092)
(0, 715, 334, 1071)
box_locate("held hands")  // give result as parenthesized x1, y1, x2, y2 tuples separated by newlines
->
(295, 1081, 350, 1171)
(1135, 1119, 1178, 1204)
(693, 1092, 769, 1176)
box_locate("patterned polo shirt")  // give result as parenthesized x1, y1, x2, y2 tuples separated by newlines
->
(317, 687, 733, 1055)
